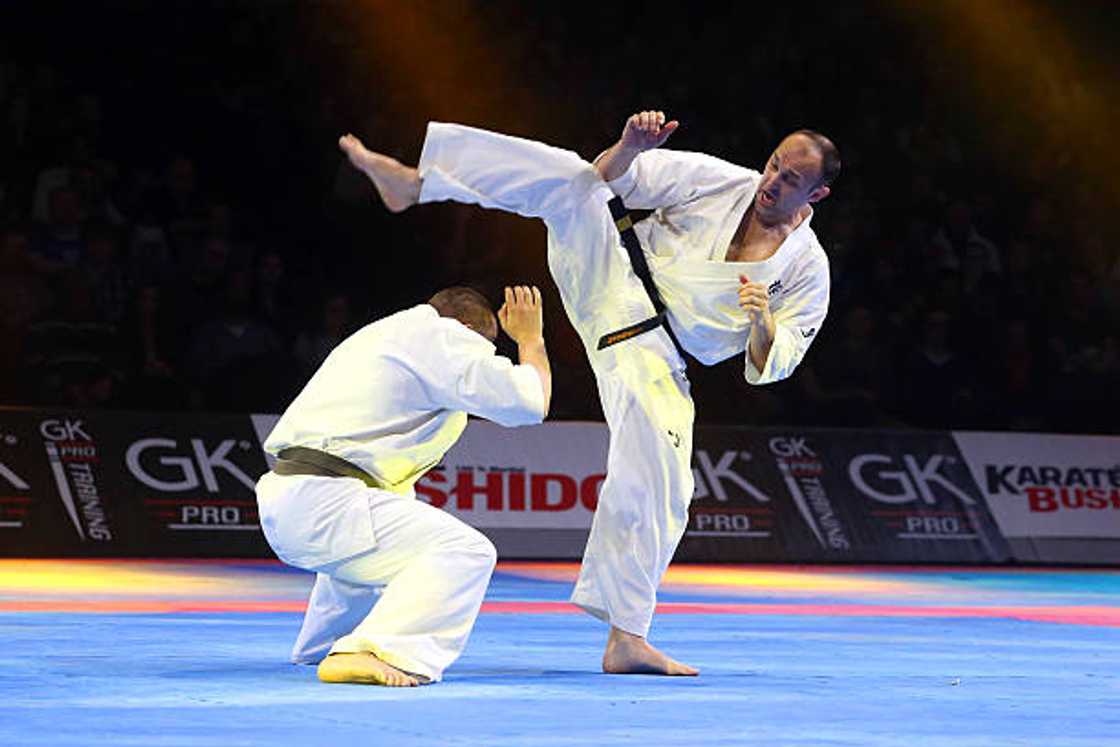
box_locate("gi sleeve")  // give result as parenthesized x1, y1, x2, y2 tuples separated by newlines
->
(605, 148, 749, 210)
(404, 322, 546, 427)
(745, 254, 830, 386)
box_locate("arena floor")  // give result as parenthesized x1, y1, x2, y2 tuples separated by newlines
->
(2, 559, 1118, 746)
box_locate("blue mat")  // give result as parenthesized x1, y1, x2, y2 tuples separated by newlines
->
(2, 562, 1118, 746)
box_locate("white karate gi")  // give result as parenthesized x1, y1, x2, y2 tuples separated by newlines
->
(418, 124, 830, 636)
(256, 304, 545, 681)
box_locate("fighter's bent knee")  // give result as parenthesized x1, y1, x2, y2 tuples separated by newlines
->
(441, 522, 497, 568)
(464, 528, 498, 570)
(474, 532, 498, 570)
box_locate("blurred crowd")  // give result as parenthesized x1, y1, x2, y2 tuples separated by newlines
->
(1, 2, 1117, 433)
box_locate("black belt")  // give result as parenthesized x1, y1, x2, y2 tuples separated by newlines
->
(273, 447, 382, 489)
(597, 196, 687, 360)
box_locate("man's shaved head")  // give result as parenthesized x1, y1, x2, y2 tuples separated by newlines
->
(428, 286, 498, 342)
(792, 129, 841, 188)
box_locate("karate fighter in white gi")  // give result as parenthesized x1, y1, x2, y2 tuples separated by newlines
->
(338, 110, 837, 676)
(256, 285, 551, 686)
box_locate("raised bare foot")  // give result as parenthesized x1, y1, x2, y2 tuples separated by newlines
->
(601, 627, 699, 676)
(317, 652, 421, 687)
(337, 133, 421, 213)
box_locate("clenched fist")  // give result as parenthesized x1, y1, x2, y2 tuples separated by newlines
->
(619, 110, 680, 153)
(738, 274, 774, 335)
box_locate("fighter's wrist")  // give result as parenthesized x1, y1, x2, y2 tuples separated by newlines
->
(616, 140, 643, 157)
(517, 336, 546, 350)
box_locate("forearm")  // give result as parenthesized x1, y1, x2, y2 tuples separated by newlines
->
(748, 323, 774, 374)
(594, 140, 641, 182)
(517, 338, 552, 417)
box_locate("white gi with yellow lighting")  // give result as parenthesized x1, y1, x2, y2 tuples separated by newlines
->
(417, 123, 830, 637)
(256, 304, 545, 681)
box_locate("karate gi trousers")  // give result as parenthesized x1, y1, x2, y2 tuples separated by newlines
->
(256, 471, 497, 681)
(419, 123, 696, 637)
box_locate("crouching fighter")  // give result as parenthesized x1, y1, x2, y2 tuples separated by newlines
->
(256, 285, 551, 685)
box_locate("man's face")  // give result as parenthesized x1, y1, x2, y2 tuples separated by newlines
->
(756, 134, 829, 220)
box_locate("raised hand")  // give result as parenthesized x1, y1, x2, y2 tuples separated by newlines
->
(498, 285, 544, 344)
(739, 274, 777, 372)
(619, 110, 680, 153)
(738, 274, 774, 332)
(498, 285, 551, 417)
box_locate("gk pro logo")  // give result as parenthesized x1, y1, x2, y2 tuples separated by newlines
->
(848, 454, 974, 506)
(126, 438, 256, 492)
(692, 450, 771, 503)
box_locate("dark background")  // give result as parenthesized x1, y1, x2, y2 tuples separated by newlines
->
(2, 0, 1117, 432)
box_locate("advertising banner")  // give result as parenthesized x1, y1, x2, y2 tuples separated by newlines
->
(680, 428, 1010, 563)
(952, 432, 1120, 539)
(0, 408, 271, 556)
(951, 431, 1120, 562)
(5, 406, 1116, 565)
(416, 421, 608, 529)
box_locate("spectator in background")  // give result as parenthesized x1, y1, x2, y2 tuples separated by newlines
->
(1105, 245, 1120, 322)
(118, 284, 189, 410)
(23, 265, 122, 408)
(60, 364, 118, 409)
(0, 178, 10, 225)
(254, 250, 299, 339)
(73, 93, 106, 147)
(118, 165, 160, 228)
(987, 318, 1044, 430)
(822, 210, 858, 309)
(168, 235, 233, 335)
(930, 199, 1002, 294)
(899, 309, 977, 429)
(798, 305, 894, 426)
(0, 225, 52, 401)
(1022, 196, 1062, 274)
(958, 273, 1004, 367)
(205, 202, 235, 242)
(187, 268, 282, 409)
(859, 243, 916, 342)
(152, 155, 206, 254)
(929, 268, 966, 325)
(71, 156, 125, 227)
(80, 222, 128, 325)
(129, 285, 178, 377)
(295, 291, 354, 375)
(0, 225, 47, 286)
(126, 220, 174, 288)
(1082, 235, 1120, 323)
(906, 170, 943, 229)
(1000, 236, 1044, 321)
(33, 186, 86, 271)
(1047, 267, 1109, 366)
(1045, 267, 1116, 432)
(30, 135, 93, 223)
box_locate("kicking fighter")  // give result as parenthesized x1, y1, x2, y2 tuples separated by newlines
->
(338, 111, 837, 676)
